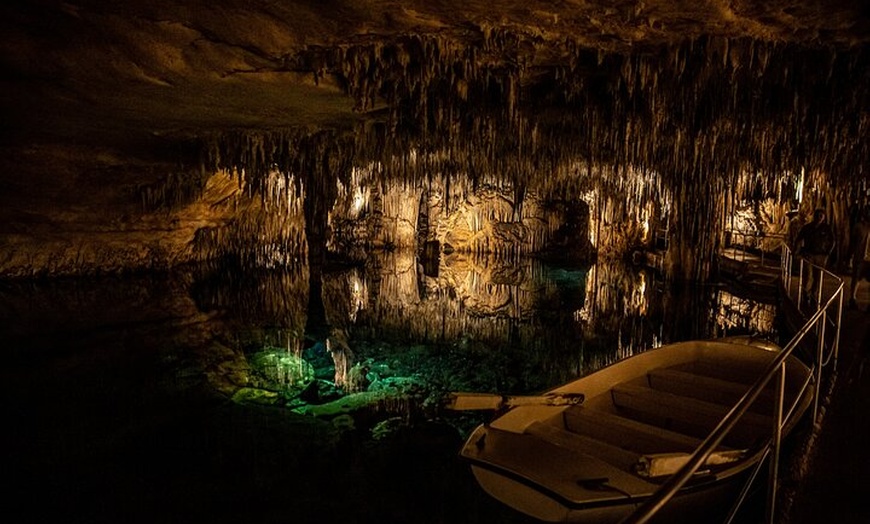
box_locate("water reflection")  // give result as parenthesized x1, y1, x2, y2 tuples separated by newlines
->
(1, 257, 778, 524)
(189, 251, 778, 421)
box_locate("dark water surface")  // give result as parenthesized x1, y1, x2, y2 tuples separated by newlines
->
(0, 254, 778, 524)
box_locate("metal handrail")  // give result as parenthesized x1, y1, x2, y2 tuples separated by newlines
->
(619, 245, 842, 524)
(723, 230, 786, 268)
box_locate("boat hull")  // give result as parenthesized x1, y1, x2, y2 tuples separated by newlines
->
(470, 463, 749, 523)
(459, 338, 814, 523)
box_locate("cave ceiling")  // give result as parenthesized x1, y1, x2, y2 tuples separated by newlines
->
(1, 1, 869, 213)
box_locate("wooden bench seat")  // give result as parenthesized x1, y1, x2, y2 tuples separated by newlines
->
(525, 421, 641, 471)
(671, 360, 768, 387)
(525, 420, 746, 479)
(562, 405, 714, 455)
(647, 368, 779, 416)
(611, 384, 774, 448)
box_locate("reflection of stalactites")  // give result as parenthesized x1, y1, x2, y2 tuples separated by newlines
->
(714, 289, 777, 337)
(578, 260, 653, 342)
(628, 271, 648, 317)
(327, 327, 353, 390)
(189, 262, 310, 330)
(348, 273, 367, 322)
(322, 267, 368, 335)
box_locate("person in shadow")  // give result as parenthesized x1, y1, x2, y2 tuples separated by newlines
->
(848, 207, 870, 312)
(795, 208, 835, 305)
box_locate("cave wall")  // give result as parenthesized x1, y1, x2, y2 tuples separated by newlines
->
(0, 145, 235, 277)
(1, 2, 868, 281)
(328, 177, 594, 259)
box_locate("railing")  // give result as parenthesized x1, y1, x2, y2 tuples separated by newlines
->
(779, 246, 843, 421)
(619, 244, 843, 524)
(722, 230, 786, 270)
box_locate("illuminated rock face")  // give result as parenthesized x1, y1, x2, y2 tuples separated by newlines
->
(328, 179, 593, 258)
(0, 1, 867, 280)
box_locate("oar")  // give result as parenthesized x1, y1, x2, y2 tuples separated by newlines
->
(444, 391, 584, 411)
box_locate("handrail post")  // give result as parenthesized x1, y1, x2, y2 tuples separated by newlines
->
(618, 243, 844, 524)
(813, 308, 825, 422)
(833, 292, 843, 366)
(797, 259, 804, 305)
(816, 271, 824, 311)
(765, 362, 786, 524)
(782, 246, 790, 294)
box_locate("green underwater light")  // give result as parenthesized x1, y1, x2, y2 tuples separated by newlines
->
(250, 348, 315, 390)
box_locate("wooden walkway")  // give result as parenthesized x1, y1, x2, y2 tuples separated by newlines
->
(778, 272, 870, 524)
(717, 243, 870, 523)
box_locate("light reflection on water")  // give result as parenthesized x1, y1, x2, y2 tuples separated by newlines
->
(0, 255, 778, 524)
(190, 251, 778, 412)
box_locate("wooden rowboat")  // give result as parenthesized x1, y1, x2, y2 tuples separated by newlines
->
(454, 337, 814, 523)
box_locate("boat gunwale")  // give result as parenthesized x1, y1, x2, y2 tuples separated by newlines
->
(459, 338, 816, 520)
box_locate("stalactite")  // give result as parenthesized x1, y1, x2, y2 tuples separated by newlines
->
(184, 34, 870, 281)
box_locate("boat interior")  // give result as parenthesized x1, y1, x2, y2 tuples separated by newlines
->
(469, 343, 815, 500)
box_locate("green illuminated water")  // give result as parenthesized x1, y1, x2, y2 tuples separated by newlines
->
(0, 255, 778, 524)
